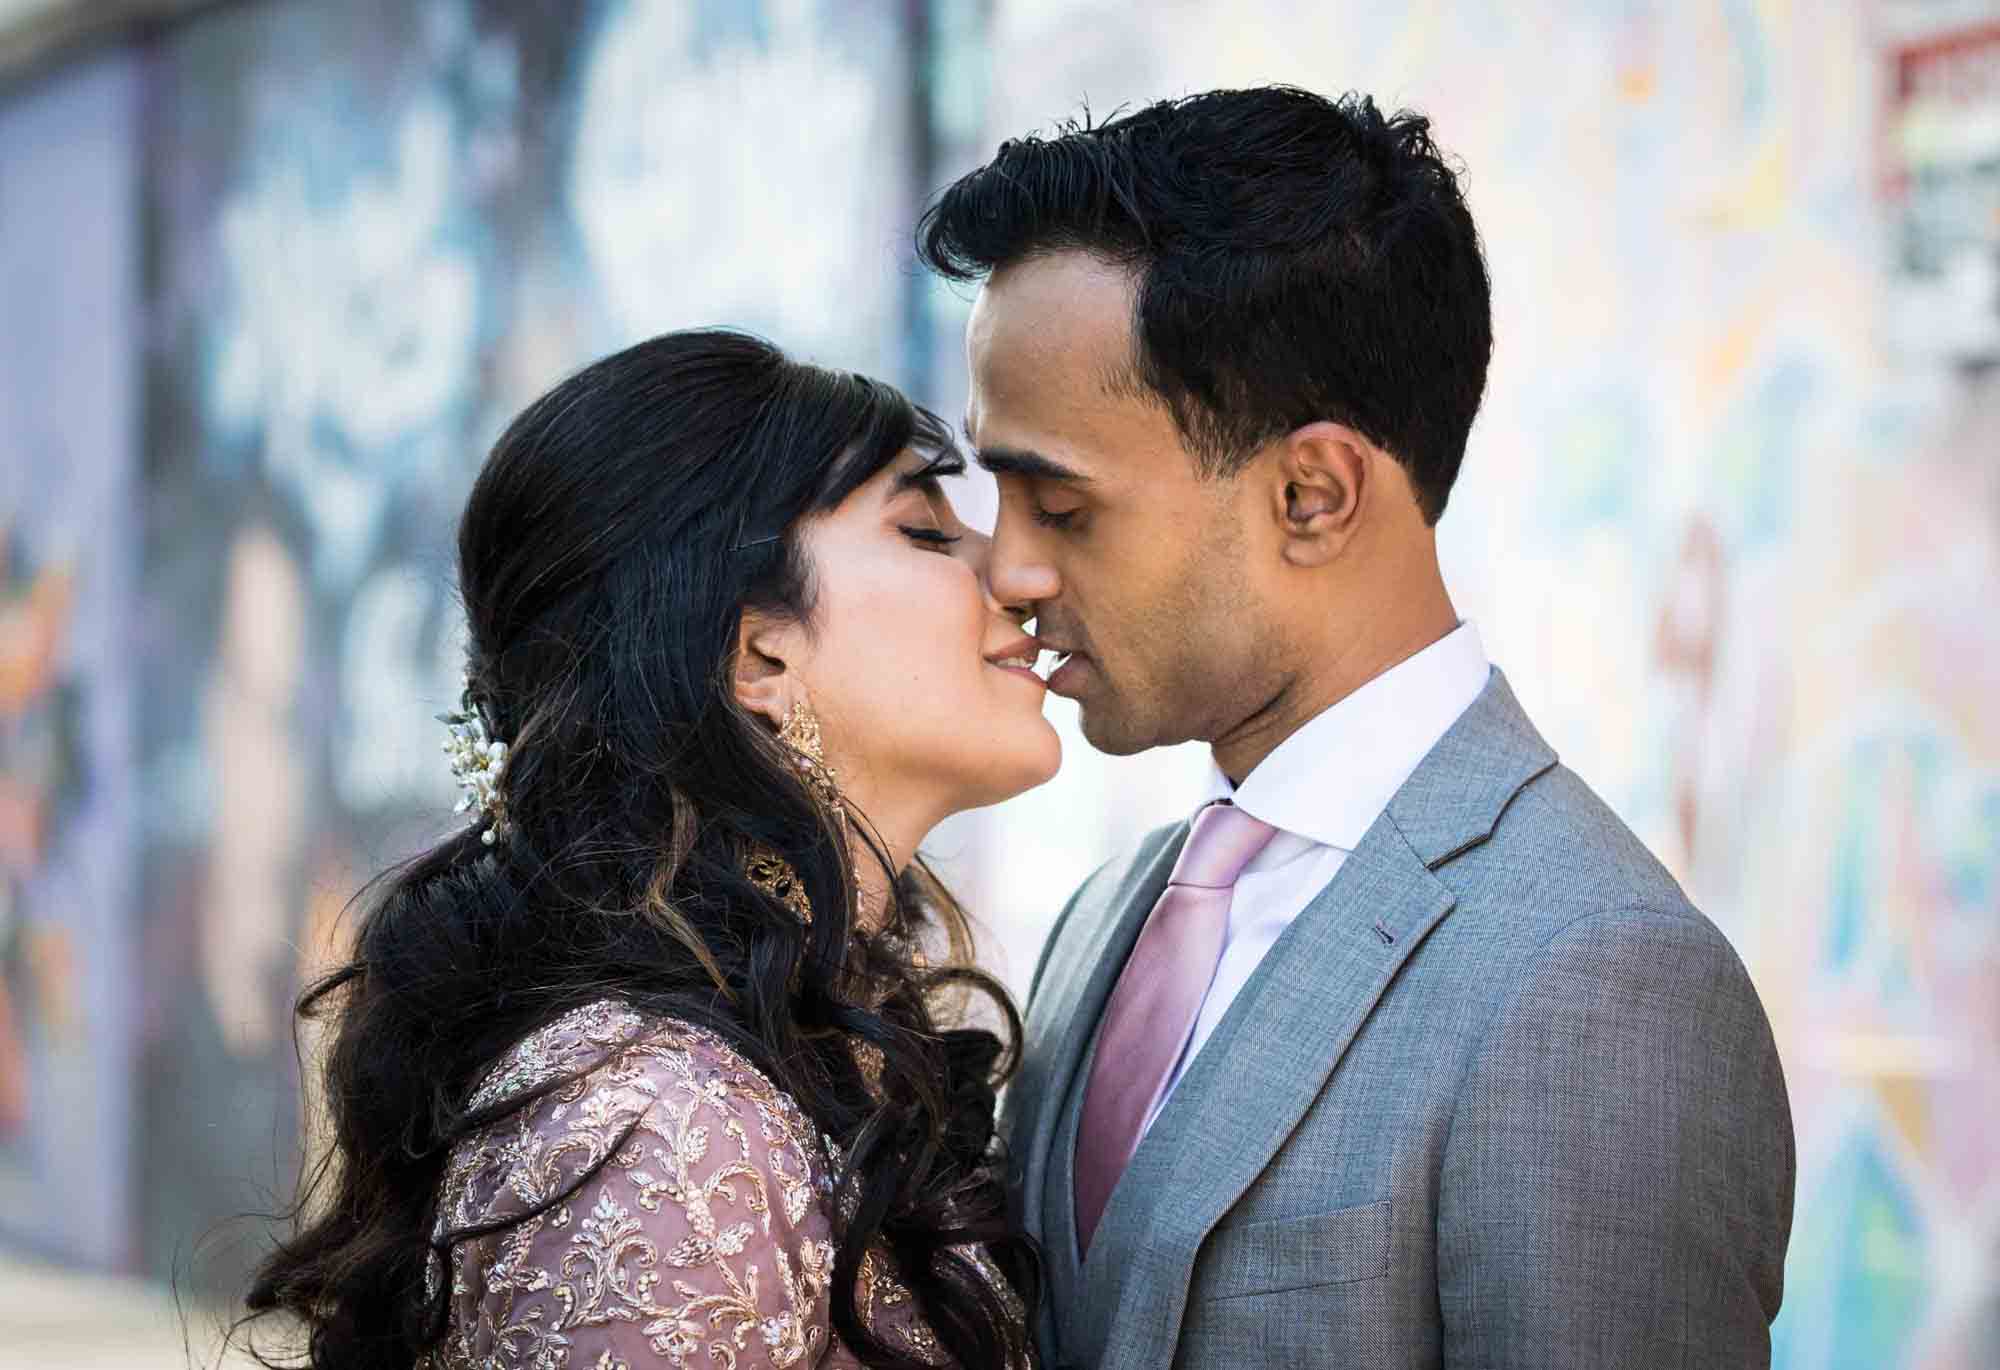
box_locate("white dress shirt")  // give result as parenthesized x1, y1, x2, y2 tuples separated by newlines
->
(1139, 622, 1492, 1136)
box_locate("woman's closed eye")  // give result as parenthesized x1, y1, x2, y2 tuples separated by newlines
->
(893, 451, 970, 551)
(901, 525, 964, 550)
(1032, 505, 1080, 530)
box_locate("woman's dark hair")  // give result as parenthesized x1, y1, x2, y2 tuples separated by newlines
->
(917, 85, 1492, 523)
(236, 329, 1038, 1369)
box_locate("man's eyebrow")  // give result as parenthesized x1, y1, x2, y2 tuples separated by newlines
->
(971, 444, 1091, 485)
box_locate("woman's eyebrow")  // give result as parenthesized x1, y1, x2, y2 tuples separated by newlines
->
(892, 452, 968, 492)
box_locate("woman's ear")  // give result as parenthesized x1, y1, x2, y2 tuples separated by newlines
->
(1270, 422, 1369, 569)
(733, 608, 799, 728)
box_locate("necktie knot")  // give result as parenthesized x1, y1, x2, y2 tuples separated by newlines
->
(1169, 799, 1276, 889)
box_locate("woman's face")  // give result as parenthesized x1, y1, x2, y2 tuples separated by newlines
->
(740, 447, 1060, 846)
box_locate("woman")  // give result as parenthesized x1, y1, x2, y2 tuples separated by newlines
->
(239, 330, 1057, 1369)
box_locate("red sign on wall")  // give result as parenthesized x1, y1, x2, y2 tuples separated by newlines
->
(1884, 21, 2000, 360)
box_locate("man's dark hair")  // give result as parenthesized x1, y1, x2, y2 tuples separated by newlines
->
(917, 86, 1492, 523)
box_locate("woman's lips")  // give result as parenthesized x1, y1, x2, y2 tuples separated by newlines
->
(992, 661, 1047, 689)
(985, 640, 1050, 689)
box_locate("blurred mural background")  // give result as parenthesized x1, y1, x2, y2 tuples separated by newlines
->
(0, 1, 1995, 1366)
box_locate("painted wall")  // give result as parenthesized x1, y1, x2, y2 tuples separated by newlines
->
(131, 0, 919, 1300)
(0, 47, 141, 1271)
(0, 0, 1993, 1363)
(955, 5, 2000, 1368)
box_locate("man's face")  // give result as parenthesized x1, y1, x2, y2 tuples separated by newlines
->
(965, 252, 1281, 756)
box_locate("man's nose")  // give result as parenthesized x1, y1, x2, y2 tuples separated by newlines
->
(964, 529, 1034, 624)
(959, 526, 995, 580)
(983, 507, 1061, 608)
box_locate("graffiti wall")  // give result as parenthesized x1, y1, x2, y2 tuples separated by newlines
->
(0, 50, 142, 1271)
(0, 1, 1994, 1362)
(962, 3, 2000, 1367)
(132, 0, 917, 1297)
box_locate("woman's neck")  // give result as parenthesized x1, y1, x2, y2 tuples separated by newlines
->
(833, 778, 941, 935)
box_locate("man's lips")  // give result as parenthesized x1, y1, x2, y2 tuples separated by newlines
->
(1042, 648, 1088, 696)
(984, 635, 1049, 688)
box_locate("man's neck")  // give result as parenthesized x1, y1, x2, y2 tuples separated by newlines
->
(1211, 595, 1462, 786)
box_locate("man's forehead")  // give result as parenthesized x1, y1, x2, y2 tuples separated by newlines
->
(975, 254, 1136, 364)
(990, 249, 1136, 300)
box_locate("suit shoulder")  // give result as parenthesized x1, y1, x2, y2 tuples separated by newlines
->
(1529, 900, 1758, 997)
(1476, 761, 1696, 922)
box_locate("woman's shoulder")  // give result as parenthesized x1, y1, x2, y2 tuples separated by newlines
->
(451, 996, 832, 1210)
(474, 999, 814, 1124)
(430, 999, 849, 1367)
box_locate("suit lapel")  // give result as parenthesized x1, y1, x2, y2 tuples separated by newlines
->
(1071, 668, 1559, 1369)
(1013, 825, 1186, 1347)
(1072, 821, 1453, 1368)
(1382, 668, 1557, 868)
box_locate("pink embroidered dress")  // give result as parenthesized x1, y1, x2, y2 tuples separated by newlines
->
(417, 998, 1014, 1369)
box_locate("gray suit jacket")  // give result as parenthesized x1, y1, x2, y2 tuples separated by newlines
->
(1006, 669, 1794, 1369)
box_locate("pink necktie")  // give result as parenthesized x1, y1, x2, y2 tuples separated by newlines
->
(1073, 799, 1275, 1255)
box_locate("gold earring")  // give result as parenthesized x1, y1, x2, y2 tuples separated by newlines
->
(778, 698, 841, 809)
(745, 842, 813, 925)
(743, 700, 840, 927)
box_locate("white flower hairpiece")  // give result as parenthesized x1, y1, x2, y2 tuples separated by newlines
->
(438, 677, 510, 844)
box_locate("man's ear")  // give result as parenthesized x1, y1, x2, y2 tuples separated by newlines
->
(1269, 422, 1369, 568)
(733, 608, 799, 727)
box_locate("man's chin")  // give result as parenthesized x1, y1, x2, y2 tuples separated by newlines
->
(1074, 702, 1154, 758)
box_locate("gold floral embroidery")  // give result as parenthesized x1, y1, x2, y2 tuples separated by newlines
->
(420, 999, 990, 1369)
(897, 1319, 945, 1363)
(849, 1039, 887, 1093)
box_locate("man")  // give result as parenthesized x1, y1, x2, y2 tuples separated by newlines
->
(919, 87, 1794, 1368)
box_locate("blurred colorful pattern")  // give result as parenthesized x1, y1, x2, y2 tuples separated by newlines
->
(131, 0, 918, 1298)
(965, 4, 2000, 1365)
(0, 0, 1994, 1363)
(0, 49, 141, 1271)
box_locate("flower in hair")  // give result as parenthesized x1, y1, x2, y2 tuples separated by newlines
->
(438, 679, 510, 844)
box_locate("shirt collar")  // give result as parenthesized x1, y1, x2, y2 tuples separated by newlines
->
(1205, 622, 1492, 851)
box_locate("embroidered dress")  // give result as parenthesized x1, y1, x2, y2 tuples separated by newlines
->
(417, 998, 1006, 1369)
